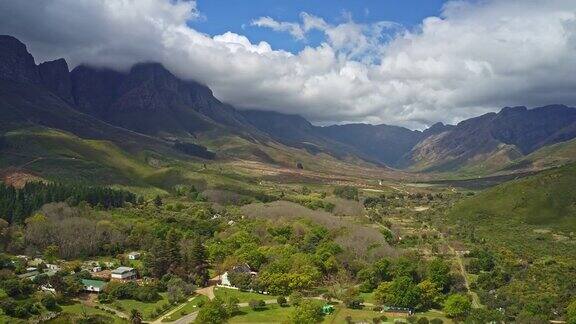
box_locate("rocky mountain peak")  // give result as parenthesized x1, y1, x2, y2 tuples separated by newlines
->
(39, 58, 72, 102)
(0, 35, 41, 84)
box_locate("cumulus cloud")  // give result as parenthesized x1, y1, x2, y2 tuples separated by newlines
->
(1, 0, 576, 129)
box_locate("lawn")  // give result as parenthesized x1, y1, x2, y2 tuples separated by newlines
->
(57, 303, 127, 324)
(323, 306, 452, 324)
(214, 287, 278, 303)
(229, 304, 293, 323)
(359, 291, 376, 304)
(161, 295, 209, 322)
(111, 292, 170, 320)
(323, 306, 381, 324)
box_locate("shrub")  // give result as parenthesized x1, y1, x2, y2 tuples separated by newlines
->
(277, 296, 288, 307)
(334, 186, 359, 200)
(249, 299, 266, 311)
(417, 317, 430, 324)
(289, 291, 303, 306)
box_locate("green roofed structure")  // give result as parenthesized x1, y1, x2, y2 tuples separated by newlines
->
(82, 279, 107, 293)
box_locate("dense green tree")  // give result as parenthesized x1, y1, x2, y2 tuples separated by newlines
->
(417, 279, 443, 310)
(443, 294, 471, 320)
(568, 299, 576, 324)
(165, 229, 182, 268)
(374, 276, 421, 309)
(427, 259, 451, 292)
(0, 182, 135, 224)
(465, 308, 503, 323)
(183, 237, 210, 286)
(290, 300, 323, 324)
(333, 186, 359, 200)
(196, 298, 229, 324)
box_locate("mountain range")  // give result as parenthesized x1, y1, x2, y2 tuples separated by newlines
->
(2, 34, 576, 180)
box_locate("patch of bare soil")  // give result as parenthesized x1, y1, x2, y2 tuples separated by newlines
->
(1, 169, 44, 188)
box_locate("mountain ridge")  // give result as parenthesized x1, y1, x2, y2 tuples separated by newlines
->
(2, 34, 576, 176)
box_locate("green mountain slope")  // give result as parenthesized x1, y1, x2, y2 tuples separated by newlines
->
(446, 163, 576, 317)
(449, 163, 576, 244)
(502, 138, 576, 172)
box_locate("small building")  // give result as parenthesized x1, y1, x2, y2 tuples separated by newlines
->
(82, 279, 107, 293)
(220, 263, 257, 287)
(46, 264, 61, 271)
(111, 266, 137, 280)
(127, 252, 141, 260)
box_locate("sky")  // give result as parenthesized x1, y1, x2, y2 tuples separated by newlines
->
(189, 0, 447, 53)
(1, 0, 576, 129)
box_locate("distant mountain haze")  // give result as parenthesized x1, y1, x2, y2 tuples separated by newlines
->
(2, 34, 576, 174)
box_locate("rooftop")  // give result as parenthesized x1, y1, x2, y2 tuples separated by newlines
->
(82, 279, 108, 289)
(112, 266, 135, 274)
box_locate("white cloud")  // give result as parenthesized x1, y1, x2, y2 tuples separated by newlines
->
(251, 16, 305, 40)
(1, 0, 576, 129)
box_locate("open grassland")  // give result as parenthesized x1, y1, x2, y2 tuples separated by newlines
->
(111, 293, 170, 320)
(54, 303, 127, 324)
(229, 304, 292, 323)
(214, 287, 278, 303)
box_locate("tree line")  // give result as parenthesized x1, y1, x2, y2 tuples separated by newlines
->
(0, 181, 136, 223)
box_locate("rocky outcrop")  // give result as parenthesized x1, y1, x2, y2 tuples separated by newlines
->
(0, 35, 41, 84)
(39, 58, 72, 102)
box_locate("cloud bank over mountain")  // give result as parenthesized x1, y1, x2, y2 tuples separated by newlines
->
(1, 0, 575, 129)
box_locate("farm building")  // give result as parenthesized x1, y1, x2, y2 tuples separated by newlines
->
(111, 266, 137, 280)
(220, 263, 257, 287)
(82, 279, 107, 293)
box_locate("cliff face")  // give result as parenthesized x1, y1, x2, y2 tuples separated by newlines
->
(0, 35, 41, 84)
(39, 58, 72, 102)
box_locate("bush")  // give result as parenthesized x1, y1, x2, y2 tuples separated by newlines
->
(249, 299, 266, 311)
(277, 296, 288, 307)
(372, 306, 383, 312)
(334, 186, 359, 200)
(430, 319, 443, 324)
(417, 317, 430, 324)
(289, 291, 303, 306)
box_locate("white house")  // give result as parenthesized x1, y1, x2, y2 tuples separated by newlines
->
(111, 266, 137, 280)
(220, 264, 257, 288)
(128, 252, 141, 260)
(82, 279, 107, 293)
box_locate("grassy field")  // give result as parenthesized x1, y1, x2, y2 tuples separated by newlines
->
(56, 303, 127, 324)
(214, 287, 278, 303)
(111, 293, 170, 320)
(229, 304, 293, 323)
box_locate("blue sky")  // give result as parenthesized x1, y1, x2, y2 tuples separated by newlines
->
(189, 0, 447, 52)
